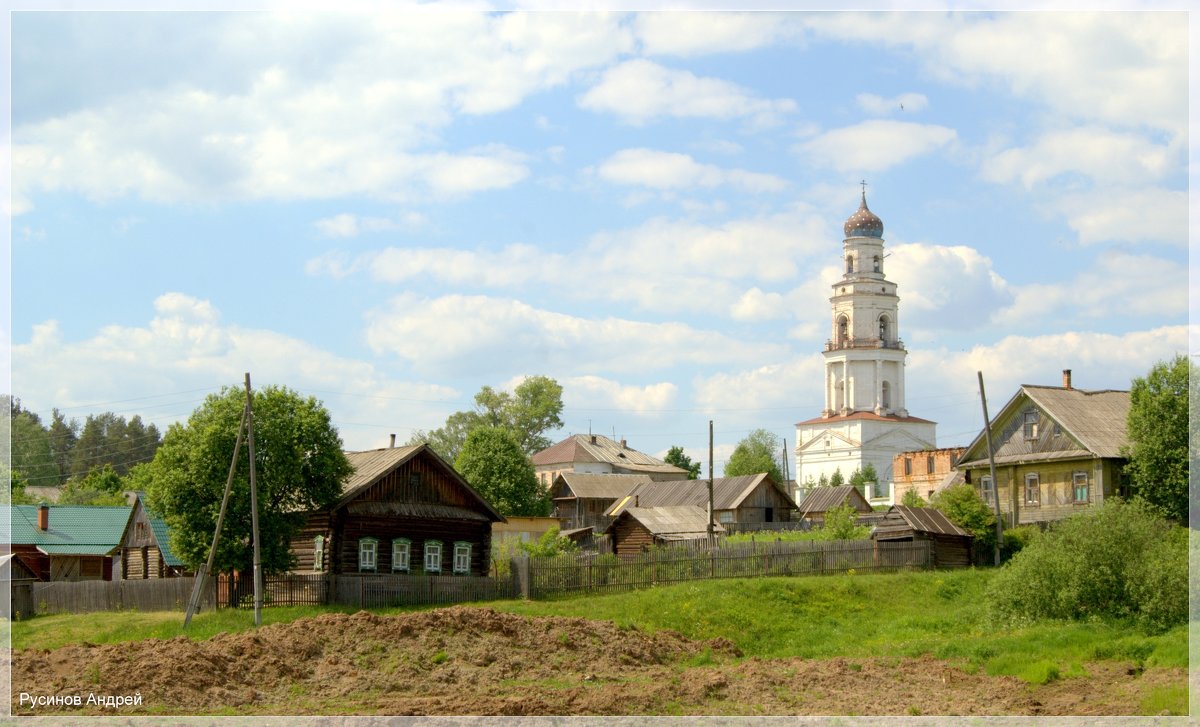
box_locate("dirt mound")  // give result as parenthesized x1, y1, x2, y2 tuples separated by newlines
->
(11, 606, 1181, 716)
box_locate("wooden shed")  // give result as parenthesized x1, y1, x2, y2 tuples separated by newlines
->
(606, 473, 797, 527)
(871, 505, 974, 568)
(112, 495, 189, 578)
(5, 504, 128, 581)
(288, 444, 505, 576)
(795, 485, 873, 522)
(604, 506, 724, 558)
(551, 472, 653, 531)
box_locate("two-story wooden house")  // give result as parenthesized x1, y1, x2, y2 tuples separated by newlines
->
(955, 370, 1130, 526)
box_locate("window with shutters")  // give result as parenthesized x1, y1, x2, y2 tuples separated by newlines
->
(424, 541, 443, 573)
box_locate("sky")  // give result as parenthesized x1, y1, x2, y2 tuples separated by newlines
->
(5, 9, 1194, 480)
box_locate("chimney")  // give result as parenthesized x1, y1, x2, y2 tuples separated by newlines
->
(1062, 369, 1072, 389)
(620, 438, 627, 449)
(37, 504, 49, 531)
(389, 433, 396, 448)
(590, 434, 597, 444)
(634, 495, 639, 507)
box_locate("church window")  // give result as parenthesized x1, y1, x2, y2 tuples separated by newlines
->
(879, 316, 889, 342)
(837, 316, 849, 345)
(873, 255, 881, 272)
(881, 381, 891, 409)
(846, 255, 854, 273)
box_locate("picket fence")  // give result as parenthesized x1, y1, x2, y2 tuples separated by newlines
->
(26, 576, 214, 617)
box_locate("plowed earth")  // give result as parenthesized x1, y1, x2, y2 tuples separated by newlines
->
(11, 607, 1182, 716)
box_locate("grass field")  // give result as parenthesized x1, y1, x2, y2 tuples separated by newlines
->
(9, 567, 1188, 708)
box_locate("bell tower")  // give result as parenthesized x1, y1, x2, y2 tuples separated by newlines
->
(794, 186, 936, 501)
(822, 186, 908, 418)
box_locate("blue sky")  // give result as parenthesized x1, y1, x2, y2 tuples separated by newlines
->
(6, 10, 1192, 477)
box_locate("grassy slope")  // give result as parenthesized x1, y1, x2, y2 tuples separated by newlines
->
(11, 568, 1187, 686)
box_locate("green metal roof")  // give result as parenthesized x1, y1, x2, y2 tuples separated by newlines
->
(7, 504, 131, 553)
(144, 503, 184, 567)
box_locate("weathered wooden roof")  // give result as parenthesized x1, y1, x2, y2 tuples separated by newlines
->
(605, 473, 796, 517)
(605, 506, 725, 539)
(872, 506, 971, 539)
(958, 385, 1130, 467)
(532, 434, 688, 476)
(338, 445, 505, 523)
(553, 472, 653, 500)
(796, 485, 872, 516)
(111, 495, 184, 566)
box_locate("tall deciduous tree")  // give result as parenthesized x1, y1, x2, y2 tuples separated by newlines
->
(724, 429, 784, 483)
(664, 445, 702, 479)
(411, 375, 564, 461)
(143, 385, 353, 575)
(454, 426, 550, 517)
(931, 483, 996, 556)
(1123, 355, 1190, 524)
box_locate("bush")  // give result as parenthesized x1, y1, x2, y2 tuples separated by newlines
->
(931, 484, 997, 555)
(999, 525, 1040, 562)
(987, 499, 1187, 632)
(818, 503, 870, 540)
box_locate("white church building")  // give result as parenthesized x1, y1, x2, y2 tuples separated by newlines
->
(795, 190, 936, 502)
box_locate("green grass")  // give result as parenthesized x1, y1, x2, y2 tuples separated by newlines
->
(10, 568, 1188, 689)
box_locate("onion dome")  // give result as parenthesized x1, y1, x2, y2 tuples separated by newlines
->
(843, 191, 884, 238)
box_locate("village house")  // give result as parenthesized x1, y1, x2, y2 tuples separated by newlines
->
(551, 472, 653, 532)
(111, 495, 188, 579)
(870, 505, 974, 568)
(288, 444, 505, 576)
(795, 485, 873, 523)
(954, 370, 1130, 526)
(531, 433, 688, 487)
(6, 503, 130, 581)
(606, 473, 798, 528)
(890, 447, 967, 505)
(605, 505, 725, 557)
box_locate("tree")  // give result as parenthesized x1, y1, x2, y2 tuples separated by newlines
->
(848, 463, 879, 496)
(664, 445, 702, 479)
(412, 375, 564, 461)
(900, 489, 927, 508)
(1123, 355, 1190, 523)
(818, 503, 870, 540)
(724, 429, 784, 483)
(7, 399, 59, 489)
(518, 527, 579, 557)
(829, 468, 845, 487)
(47, 409, 79, 484)
(143, 385, 353, 575)
(817, 473, 829, 487)
(70, 412, 162, 480)
(58, 464, 128, 506)
(454, 426, 550, 516)
(931, 483, 997, 556)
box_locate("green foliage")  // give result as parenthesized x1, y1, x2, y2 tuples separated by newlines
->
(987, 499, 1187, 632)
(57, 464, 129, 506)
(899, 489, 926, 508)
(931, 483, 997, 556)
(828, 468, 845, 487)
(999, 525, 1039, 561)
(664, 445, 702, 479)
(816, 503, 870, 540)
(517, 527, 579, 557)
(816, 473, 829, 487)
(143, 385, 353, 575)
(724, 429, 784, 483)
(455, 426, 549, 516)
(1123, 355, 1190, 523)
(848, 463, 878, 489)
(411, 375, 564, 461)
(7, 399, 59, 489)
(70, 412, 162, 480)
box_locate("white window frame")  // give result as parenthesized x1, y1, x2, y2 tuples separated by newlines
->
(358, 537, 378, 572)
(392, 538, 411, 573)
(1073, 471, 1089, 503)
(1024, 473, 1040, 506)
(452, 542, 471, 575)
(424, 540, 443, 574)
(313, 535, 325, 572)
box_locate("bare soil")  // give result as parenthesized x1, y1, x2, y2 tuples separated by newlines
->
(11, 607, 1183, 716)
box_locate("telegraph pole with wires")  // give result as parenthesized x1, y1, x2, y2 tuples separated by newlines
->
(244, 373, 264, 627)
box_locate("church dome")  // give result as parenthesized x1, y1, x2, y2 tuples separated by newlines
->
(843, 192, 884, 238)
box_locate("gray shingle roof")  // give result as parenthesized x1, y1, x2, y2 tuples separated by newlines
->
(553, 473, 653, 500)
(606, 473, 794, 516)
(606, 505, 725, 539)
(796, 485, 872, 516)
(872, 505, 971, 539)
(532, 434, 688, 475)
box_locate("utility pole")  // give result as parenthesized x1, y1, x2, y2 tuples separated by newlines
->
(977, 371, 1004, 566)
(245, 373, 263, 627)
(707, 420, 715, 543)
(183, 404, 248, 628)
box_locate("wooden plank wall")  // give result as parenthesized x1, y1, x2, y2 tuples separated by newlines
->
(335, 516, 492, 575)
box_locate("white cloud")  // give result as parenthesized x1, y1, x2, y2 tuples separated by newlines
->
(578, 59, 796, 126)
(634, 12, 805, 57)
(596, 148, 788, 192)
(563, 375, 679, 416)
(12, 13, 631, 211)
(730, 287, 788, 322)
(11, 293, 462, 450)
(364, 293, 787, 378)
(1058, 187, 1187, 247)
(883, 243, 1014, 334)
(693, 356, 827, 417)
(796, 120, 957, 173)
(994, 251, 1187, 328)
(981, 127, 1177, 189)
(856, 92, 928, 115)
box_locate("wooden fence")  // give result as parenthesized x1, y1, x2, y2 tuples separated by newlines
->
(521, 539, 932, 599)
(214, 572, 516, 610)
(26, 576, 214, 616)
